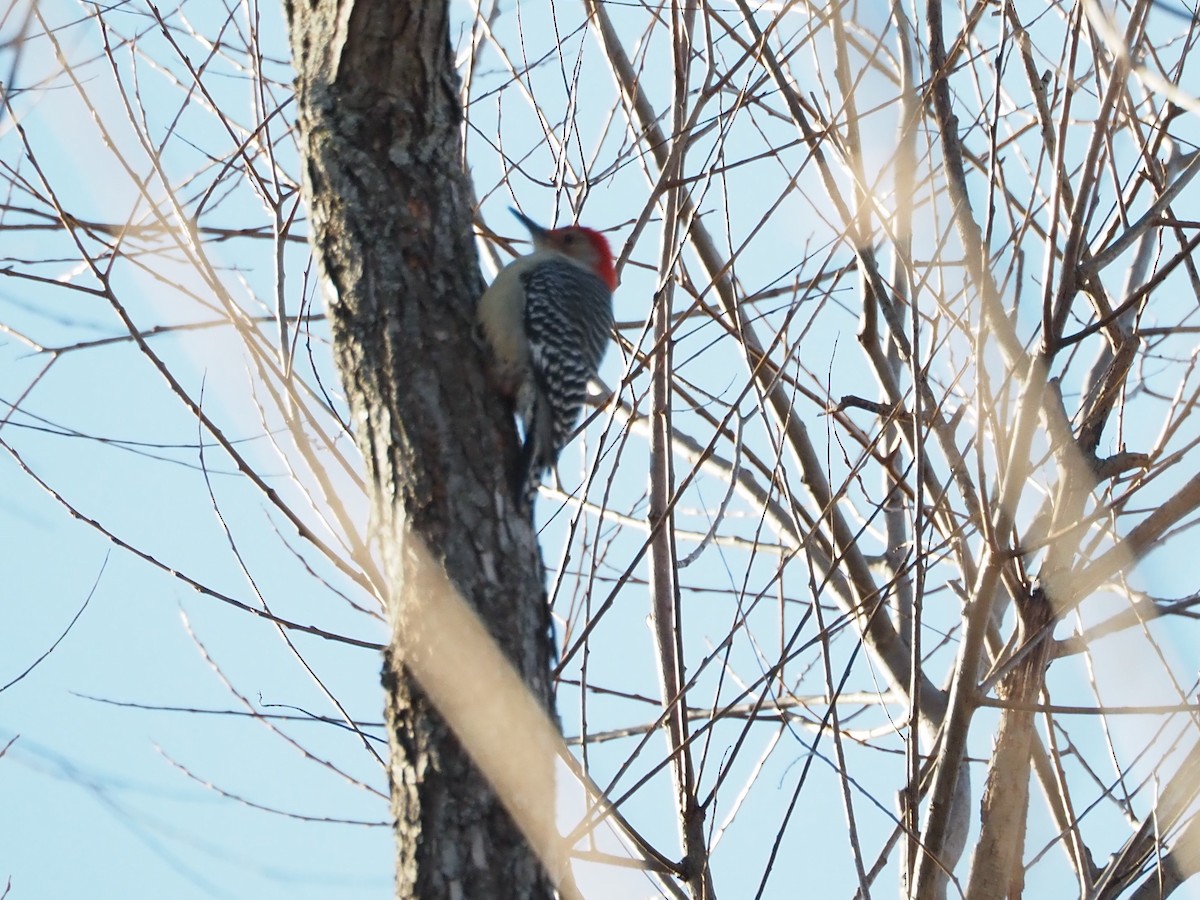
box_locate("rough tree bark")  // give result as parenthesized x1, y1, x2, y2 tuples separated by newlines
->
(284, 3, 555, 898)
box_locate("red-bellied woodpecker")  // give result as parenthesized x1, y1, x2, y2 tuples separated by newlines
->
(478, 207, 616, 507)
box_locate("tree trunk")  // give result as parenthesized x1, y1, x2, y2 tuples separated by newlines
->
(284, 3, 555, 898)
(965, 589, 1055, 899)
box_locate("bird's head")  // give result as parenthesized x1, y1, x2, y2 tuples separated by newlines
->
(511, 207, 617, 291)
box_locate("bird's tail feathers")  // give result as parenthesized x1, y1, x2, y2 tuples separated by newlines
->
(514, 375, 556, 515)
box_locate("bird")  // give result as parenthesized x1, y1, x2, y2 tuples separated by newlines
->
(477, 207, 616, 508)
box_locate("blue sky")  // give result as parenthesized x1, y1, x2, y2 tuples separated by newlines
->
(6, 1, 1200, 898)
(0, 3, 393, 896)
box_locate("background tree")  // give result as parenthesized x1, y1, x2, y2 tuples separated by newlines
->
(4, 1, 1200, 898)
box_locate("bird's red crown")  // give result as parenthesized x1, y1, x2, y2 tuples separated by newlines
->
(549, 226, 616, 292)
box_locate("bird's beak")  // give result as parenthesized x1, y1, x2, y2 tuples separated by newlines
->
(509, 207, 549, 242)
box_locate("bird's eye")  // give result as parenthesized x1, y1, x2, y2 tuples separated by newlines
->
(563, 233, 576, 244)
